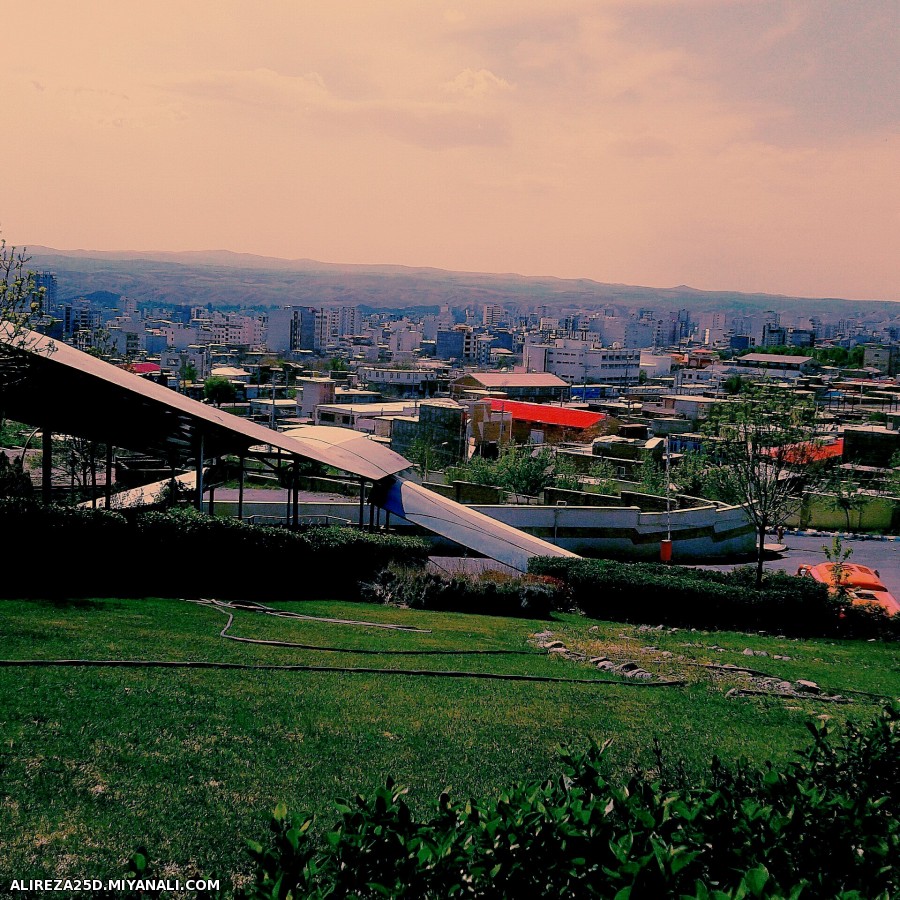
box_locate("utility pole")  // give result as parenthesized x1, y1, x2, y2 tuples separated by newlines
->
(661, 434, 673, 563)
(269, 369, 276, 431)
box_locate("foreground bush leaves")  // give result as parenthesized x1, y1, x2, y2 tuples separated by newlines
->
(238, 704, 899, 899)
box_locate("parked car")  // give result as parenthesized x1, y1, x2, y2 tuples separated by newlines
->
(797, 562, 900, 616)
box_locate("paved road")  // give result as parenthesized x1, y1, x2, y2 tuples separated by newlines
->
(692, 533, 900, 598)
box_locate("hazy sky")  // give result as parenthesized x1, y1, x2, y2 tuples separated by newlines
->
(3, 1, 898, 300)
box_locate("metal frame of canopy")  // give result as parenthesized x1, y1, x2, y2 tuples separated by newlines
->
(2, 327, 576, 570)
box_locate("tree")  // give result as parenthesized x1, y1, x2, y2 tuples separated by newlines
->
(822, 535, 855, 607)
(446, 445, 571, 499)
(884, 452, 900, 498)
(204, 376, 237, 407)
(821, 466, 869, 533)
(702, 386, 829, 586)
(637, 456, 666, 495)
(587, 459, 619, 495)
(59, 435, 108, 506)
(669, 449, 713, 499)
(552, 453, 582, 492)
(84, 327, 117, 361)
(407, 434, 451, 482)
(0, 239, 50, 395)
(178, 359, 198, 393)
(723, 373, 745, 395)
(0, 450, 33, 498)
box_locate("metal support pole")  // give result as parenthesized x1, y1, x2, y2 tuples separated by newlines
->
(285, 471, 291, 526)
(359, 478, 366, 527)
(90, 450, 97, 509)
(292, 459, 299, 528)
(195, 433, 205, 511)
(42, 428, 52, 504)
(105, 444, 113, 509)
(237, 454, 245, 521)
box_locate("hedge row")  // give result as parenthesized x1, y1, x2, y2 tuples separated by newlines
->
(0, 500, 429, 600)
(527, 556, 899, 639)
(235, 704, 900, 899)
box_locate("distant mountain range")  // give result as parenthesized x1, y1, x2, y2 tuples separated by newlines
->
(23, 246, 900, 320)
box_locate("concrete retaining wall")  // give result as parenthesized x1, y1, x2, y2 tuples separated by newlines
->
(209, 495, 754, 562)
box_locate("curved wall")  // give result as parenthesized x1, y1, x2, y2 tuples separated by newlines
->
(210, 498, 755, 561)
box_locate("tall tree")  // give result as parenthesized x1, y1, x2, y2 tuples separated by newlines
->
(0, 239, 50, 395)
(204, 376, 237, 407)
(702, 386, 829, 586)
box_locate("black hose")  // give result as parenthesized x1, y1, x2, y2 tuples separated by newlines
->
(0, 597, 686, 687)
(0, 657, 684, 685)
(204, 603, 539, 656)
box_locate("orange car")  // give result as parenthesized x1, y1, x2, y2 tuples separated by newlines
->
(797, 562, 900, 616)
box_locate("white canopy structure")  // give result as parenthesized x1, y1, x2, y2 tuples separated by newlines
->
(371, 478, 578, 572)
(1, 327, 575, 570)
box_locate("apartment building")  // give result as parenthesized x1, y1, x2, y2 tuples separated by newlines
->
(524, 338, 641, 385)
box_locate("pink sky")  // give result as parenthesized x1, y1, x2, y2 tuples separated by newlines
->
(3, 1, 898, 300)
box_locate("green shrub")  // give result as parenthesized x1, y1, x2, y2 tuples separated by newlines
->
(526, 556, 866, 638)
(361, 565, 570, 618)
(0, 500, 429, 600)
(238, 704, 900, 899)
(0, 498, 132, 598)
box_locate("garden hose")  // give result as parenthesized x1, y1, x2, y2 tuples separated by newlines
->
(0, 596, 686, 686)
(192, 597, 541, 656)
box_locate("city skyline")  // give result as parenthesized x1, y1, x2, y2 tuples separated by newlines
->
(3, 1, 898, 301)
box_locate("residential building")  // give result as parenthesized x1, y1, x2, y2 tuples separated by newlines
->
(864, 345, 899, 376)
(357, 366, 447, 398)
(450, 372, 570, 403)
(265, 306, 318, 354)
(390, 400, 467, 464)
(524, 337, 640, 385)
(731, 353, 817, 379)
(315, 305, 359, 351)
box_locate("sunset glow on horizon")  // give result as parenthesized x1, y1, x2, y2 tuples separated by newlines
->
(3, 1, 898, 300)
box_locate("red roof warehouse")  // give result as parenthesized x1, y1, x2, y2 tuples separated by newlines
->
(488, 399, 608, 443)
(764, 438, 844, 465)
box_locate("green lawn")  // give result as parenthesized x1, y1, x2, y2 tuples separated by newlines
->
(1, 595, 897, 894)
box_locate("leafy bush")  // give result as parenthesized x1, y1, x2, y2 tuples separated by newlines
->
(0, 451, 33, 498)
(0, 500, 429, 600)
(360, 565, 570, 618)
(526, 555, 877, 638)
(446, 445, 566, 498)
(0, 498, 133, 597)
(238, 704, 900, 899)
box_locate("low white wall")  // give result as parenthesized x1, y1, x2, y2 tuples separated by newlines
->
(209, 497, 755, 561)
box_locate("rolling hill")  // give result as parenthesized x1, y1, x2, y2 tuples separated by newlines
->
(23, 246, 900, 320)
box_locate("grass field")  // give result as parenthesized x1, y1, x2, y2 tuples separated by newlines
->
(1, 595, 898, 894)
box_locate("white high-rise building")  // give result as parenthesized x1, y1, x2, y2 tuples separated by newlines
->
(315, 306, 359, 350)
(524, 337, 640, 384)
